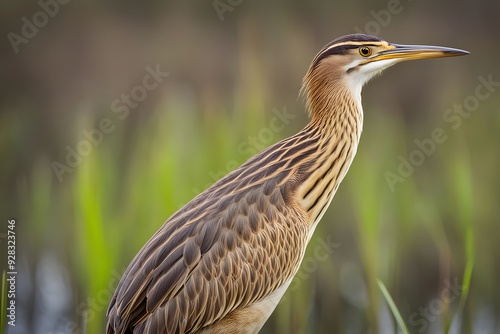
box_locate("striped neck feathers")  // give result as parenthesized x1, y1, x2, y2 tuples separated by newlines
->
(300, 58, 364, 140)
(296, 58, 364, 226)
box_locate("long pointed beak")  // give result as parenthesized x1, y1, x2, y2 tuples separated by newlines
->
(372, 43, 469, 62)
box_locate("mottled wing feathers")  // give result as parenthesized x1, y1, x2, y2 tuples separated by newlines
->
(106, 132, 318, 333)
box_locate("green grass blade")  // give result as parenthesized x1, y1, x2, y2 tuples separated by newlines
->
(377, 278, 409, 334)
(443, 147, 475, 333)
(459, 228, 474, 309)
(445, 228, 474, 333)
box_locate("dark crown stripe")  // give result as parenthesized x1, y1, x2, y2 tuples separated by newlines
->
(314, 44, 359, 66)
(312, 42, 382, 69)
(311, 34, 384, 69)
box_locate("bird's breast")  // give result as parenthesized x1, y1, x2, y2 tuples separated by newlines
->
(291, 129, 360, 241)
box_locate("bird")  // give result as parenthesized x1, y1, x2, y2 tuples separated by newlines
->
(106, 34, 468, 333)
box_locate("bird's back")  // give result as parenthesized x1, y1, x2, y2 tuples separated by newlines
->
(106, 128, 320, 333)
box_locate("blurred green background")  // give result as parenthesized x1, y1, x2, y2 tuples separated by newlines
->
(1, 0, 499, 333)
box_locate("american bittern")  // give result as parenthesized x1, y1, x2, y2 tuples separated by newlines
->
(106, 34, 468, 333)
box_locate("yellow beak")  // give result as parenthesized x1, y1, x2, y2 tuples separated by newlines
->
(371, 43, 469, 62)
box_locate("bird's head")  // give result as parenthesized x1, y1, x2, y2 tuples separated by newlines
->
(302, 34, 469, 118)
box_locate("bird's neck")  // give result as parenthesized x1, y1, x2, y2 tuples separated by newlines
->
(295, 74, 363, 231)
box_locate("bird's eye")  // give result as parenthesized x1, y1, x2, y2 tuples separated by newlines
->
(359, 47, 372, 57)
